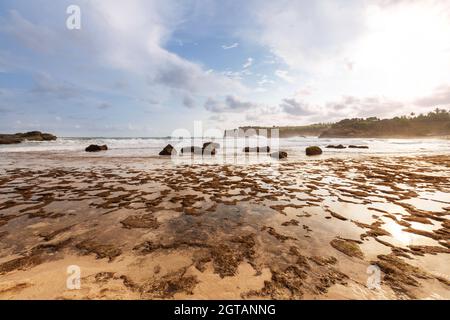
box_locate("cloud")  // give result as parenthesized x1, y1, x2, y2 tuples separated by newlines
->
(2, 1, 244, 108)
(243, 57, 253, 69)
(183, 95, 195, 108)
(204, 95, 257, 113)
(324, 95, 404, 119)
(0, 10, 57, 53)
(249, 1, 366, 72)
(209, 114, 227, 122)
(275, 70, 294, 83)
(280, 99, 314, 116)
(222, 42, 239, 50)
(31, 73, 82, 100)
(98, 102, 112, 110)
(246, 0, 450, 103)
(414, 85, 450, 107)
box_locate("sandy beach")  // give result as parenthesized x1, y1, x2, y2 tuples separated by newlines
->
(0, 151, 449, 300)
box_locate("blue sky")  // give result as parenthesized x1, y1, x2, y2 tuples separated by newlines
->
(0, 0, 450, 136)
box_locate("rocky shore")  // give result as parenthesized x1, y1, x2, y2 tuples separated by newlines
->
(0, 153, 448, 300)
(0, 131, 57, 145)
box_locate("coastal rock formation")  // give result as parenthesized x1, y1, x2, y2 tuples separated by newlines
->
(271, 151, 288, 159)
(349, 145, 369, 149)
(159, 144, 176, 156)
(0, 131, 57, 145)
(85, 145, 108, 152)
(243, 146, 271, 153)
(326, 144, 346, 149)
(306, 146, 322, 156)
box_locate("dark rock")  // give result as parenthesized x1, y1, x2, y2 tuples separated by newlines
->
(306, 146, 322, 156)
(181, 146, 204, 155)
(0, 131, 57, 145)
(180, 144, 218, 156)
(326, 144, 346, 149)
(203, 142, 221, 149)
(348, 145, 369, 149)
(202, 142, 219, 156)
(0, 135, 23, 145)
(271, 151, 288, 159)
(243, 146, 271, 153)
(85, 145, 108, 152)
(159, 144, 176, 156)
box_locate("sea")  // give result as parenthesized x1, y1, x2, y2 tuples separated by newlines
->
(1, 137, 449, 160)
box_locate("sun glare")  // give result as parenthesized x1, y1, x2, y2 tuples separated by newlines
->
(354, 3, 450, 99)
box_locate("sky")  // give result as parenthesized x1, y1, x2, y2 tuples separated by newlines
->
(0, 0, 450, 137)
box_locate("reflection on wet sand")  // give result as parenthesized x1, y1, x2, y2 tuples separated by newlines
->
(0, 154, 449, 299)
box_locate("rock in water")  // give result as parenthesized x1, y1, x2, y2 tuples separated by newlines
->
(181, 146, 203, 155)
(159, 144, 176, 156)
(271, 151, 288, 159)
(243, 146, 271, 153)
(0, 131, 57, 144)
(306, 146, 322, 156)
(85, 145, 108, 152)
(326, 144, 346, 149)
(0, 135, 23, 145)
(203, 142, 221, 149)
(202, 142, 218, 155)
(348, 145, 369, 149)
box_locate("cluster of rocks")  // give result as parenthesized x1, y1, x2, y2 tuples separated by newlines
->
(159, 142, 220, 156)
(0, 131, 57, 145)
(326, 144, 369, 149)
(158, 143, 289, 160)
(243, 146, 271, 153)
(82, 142, 367, 158)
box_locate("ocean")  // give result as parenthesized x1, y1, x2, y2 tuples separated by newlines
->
(1, 137, 449, 159)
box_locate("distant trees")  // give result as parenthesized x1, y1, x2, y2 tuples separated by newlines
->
(320, 109, 450, 138)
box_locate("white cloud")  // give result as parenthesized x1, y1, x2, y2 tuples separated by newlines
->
(247, 0, 450, 106)
(221, 42, 239, 50)
(243, 57, 253, 69)
(275, 70, 294, 83)
(414, 85, 450, 107)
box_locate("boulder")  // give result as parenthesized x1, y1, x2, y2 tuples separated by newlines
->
(85, 144, 108, 152)
(271, 151, 288, 159)
(348, 145, 369, 149)
(159, 144, 176, 156)
(306, 146, 322, 156)
(181, 146, 204, 155)
(202, 142, 218, 155)
(243, 146, 271, 153)
(326, 144, 346, 149)
(203, 142, 221, 149)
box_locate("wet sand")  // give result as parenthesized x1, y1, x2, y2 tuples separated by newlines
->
(0, 153, 449, 300)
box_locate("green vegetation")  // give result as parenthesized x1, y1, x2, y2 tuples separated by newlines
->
(225, 109, 450, 138)
(320, 108, 450, 138)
